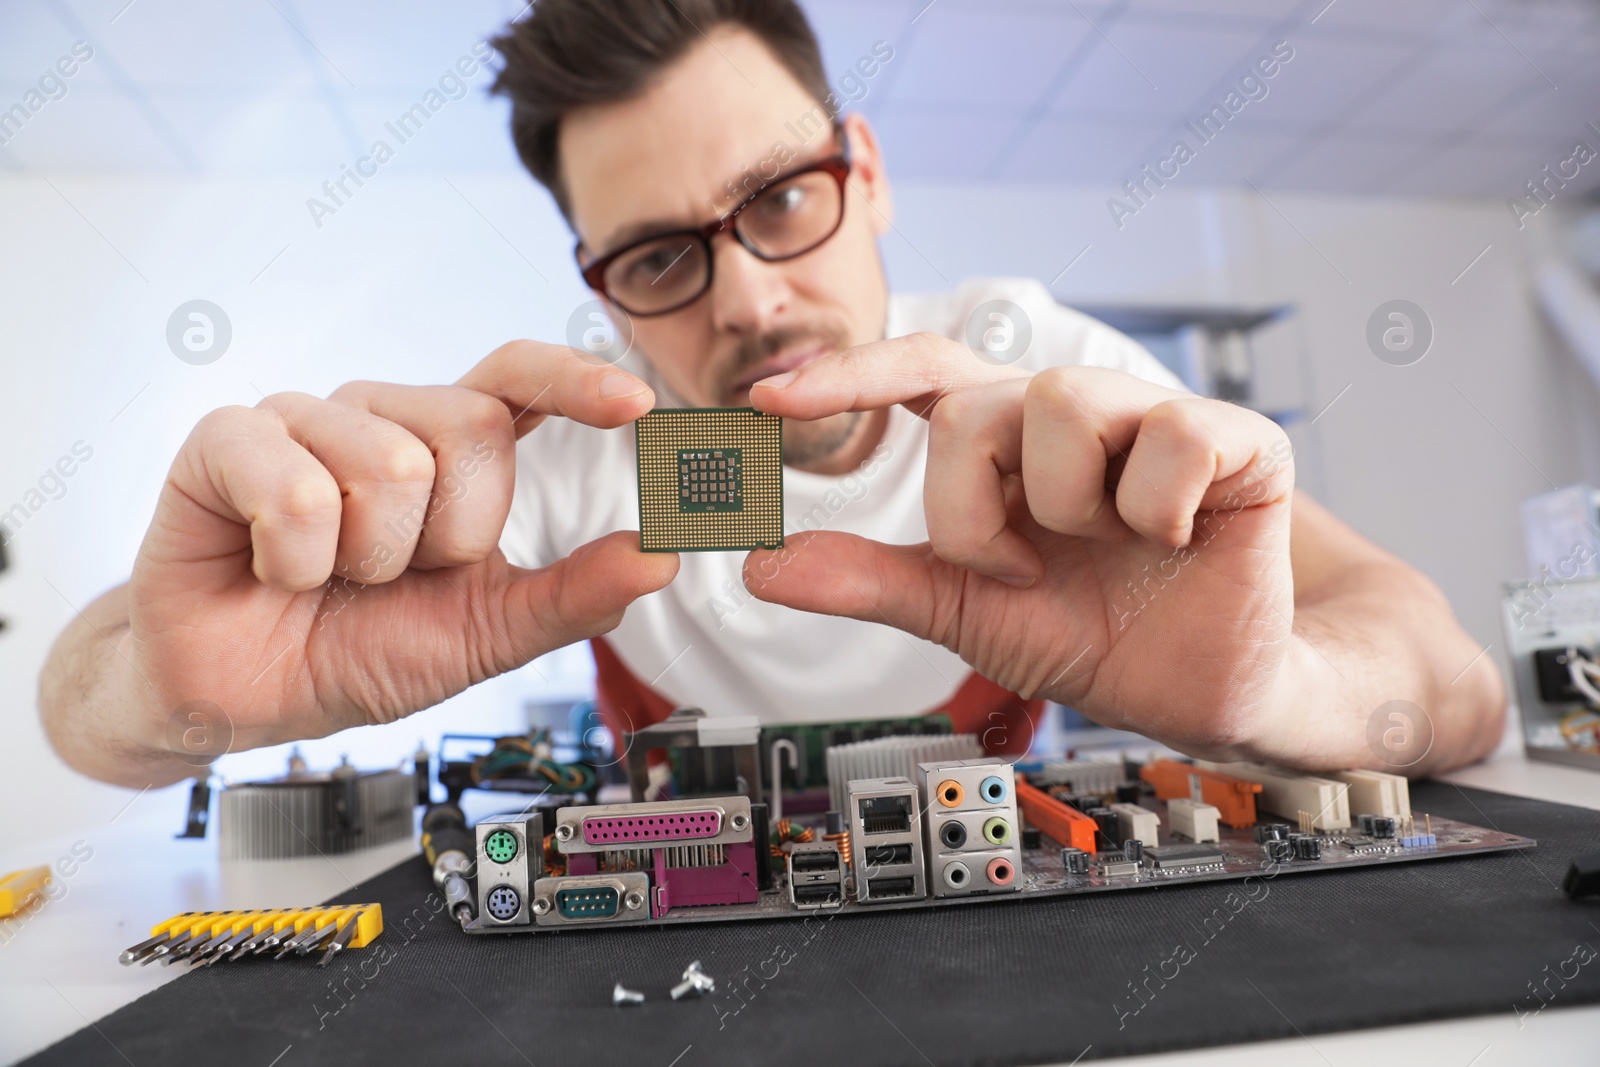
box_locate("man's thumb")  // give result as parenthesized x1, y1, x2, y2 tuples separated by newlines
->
(741, 530, 950, 644)
(502, 531, 679, 655)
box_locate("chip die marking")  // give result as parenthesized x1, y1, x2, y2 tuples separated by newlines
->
(678, 448, 742, 512)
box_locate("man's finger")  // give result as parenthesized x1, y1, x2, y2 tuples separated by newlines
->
(255, 391, 436, 583)
(1118, 398, 1294, 546)
(152, 405, 342, 593)
(924, 379, 1043, 585)
(749, 332, 1027, 421)
(1022, 366, 1187, 542)
(498, 531, 680, 662)
(456, 339, 655, 438)
(327, 382, 517, 570)
(742, 530, 955, 646)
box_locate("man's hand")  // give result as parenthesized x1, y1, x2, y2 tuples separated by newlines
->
(43, 342, 677, 787)
(747, 333, 1501, 773)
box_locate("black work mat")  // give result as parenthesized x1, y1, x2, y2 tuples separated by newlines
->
(25, 783, 1600, 1066)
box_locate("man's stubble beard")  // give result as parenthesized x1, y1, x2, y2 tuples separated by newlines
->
(716, 320, 863, 467)
(779, 410, 864, 466)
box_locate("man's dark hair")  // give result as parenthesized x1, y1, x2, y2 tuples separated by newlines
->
(491, 0, 830, 219)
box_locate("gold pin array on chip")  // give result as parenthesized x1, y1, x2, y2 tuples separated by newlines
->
(636, 408, 783, 552)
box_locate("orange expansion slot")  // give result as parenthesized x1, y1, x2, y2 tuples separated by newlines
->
(1016, 779, 1097, 854)
(1139, 759, 1261, 828)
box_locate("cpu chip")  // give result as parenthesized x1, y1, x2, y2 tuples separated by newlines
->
(636, 408, 783, 552)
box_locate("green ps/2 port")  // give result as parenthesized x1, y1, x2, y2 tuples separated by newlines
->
(556, 886, 620, 919)
(982, 816, 1012, 846)
(484, 829, 520, 865)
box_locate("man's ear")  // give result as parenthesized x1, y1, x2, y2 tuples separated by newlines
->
(841, 111, 893, 234)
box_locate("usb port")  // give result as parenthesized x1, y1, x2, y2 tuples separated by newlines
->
(790, 850, 841, 873)
(792, 884, 843, 906)
(866, 876, 916, 899)
(863, 843, 912, 867)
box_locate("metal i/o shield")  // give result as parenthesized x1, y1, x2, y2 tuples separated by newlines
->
(636, 408, 783, 552)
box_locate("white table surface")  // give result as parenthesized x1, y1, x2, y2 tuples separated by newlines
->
(1, 731, 1596, 1066)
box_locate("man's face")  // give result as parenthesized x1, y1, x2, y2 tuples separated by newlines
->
(561, 26, 894, 468)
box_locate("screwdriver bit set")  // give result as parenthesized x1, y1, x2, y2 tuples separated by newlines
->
(118, 903, 383, 969)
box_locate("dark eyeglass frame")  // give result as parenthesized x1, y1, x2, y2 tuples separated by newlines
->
(576, 135, 853, 317)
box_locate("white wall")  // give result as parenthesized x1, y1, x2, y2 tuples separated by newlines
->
(0, 171, 1584, 847)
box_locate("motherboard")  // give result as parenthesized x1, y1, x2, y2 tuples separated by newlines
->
(460, 744, 1534, 935)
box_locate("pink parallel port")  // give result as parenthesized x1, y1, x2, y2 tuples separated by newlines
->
(582, 810, 723, 845)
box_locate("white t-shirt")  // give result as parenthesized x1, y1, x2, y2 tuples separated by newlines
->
(501, 277, 1182, 724)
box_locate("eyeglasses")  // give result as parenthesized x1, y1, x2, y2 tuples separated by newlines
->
(577, 138, 853, 317)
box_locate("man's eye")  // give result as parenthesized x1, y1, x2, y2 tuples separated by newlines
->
(627, 245, 690, 281)
(756, 185, 806, 216)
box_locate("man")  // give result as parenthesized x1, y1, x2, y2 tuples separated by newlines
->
(40, 0, 1501, 788)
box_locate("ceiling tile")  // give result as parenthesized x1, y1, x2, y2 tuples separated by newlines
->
(1459, 0, 1600, 54)
(1305, 0, 1460, 36)
(872, 103, 1026, 180)
(1383, 136, 1549, 197)
(1049, 21, 1268, 120)
(1479, 70, 1600, 143)
(288, 1, 513, 92)
(1124, 0, 1302, 21)
(147, 88, 354, 173)
(800, 0, 910, 80)
(1258, 130, 1432, 194)
(0, 86, 186, 171)
(341, 95, 520, 172)
(69, 0, 317, 91)
(998, 115, 1169, 182)
(1166, 129, 1306, 185)
(0, 4, 109, 90)
(1339, 43, 1545, 134)
(884, 6, 1093, 108)
(1244, 35, 1417, 125)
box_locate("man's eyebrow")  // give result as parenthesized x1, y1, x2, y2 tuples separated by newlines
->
(590, 136, 842, 257)
(598, 214, 702, 255)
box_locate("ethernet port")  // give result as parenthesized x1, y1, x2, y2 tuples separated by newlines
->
(858, 795, 912, 835)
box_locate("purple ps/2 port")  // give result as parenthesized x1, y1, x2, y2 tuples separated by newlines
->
(582, 810, 723, 845)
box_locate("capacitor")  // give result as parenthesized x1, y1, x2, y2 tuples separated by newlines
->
(1087, 807, 1119, 849)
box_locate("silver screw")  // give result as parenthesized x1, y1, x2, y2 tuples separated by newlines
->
(671, 960, 716, 1000)
(613, 982, 644, 1007)
(555, 823, 575, 842)
(730, 812, 749, 832)
(532, 897, 551, 916)
(623, 890, 645, 912)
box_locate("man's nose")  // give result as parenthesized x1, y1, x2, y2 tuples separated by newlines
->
(707, 234, 789, 337)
